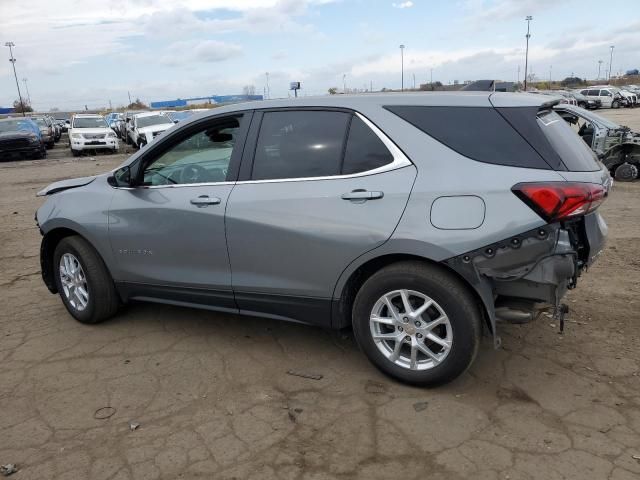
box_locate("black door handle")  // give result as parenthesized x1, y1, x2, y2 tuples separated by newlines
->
(341, 190, 384, 201)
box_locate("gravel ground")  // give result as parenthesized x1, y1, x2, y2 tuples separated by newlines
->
(1, 109, 639, 480)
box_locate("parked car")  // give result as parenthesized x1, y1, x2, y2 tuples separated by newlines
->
(619, 88, 638, 107)
(36, 93, 610, 386)
(128, 112, 174, 148)
(46, 115, 61, 142)
(569, 91, 601, 109)
(30, 116, 55, 148)
(0, 117, 46, 160)
(555, 103, 640, 181)
(69, 114, 119, 156)
(550, 91, 577, 105)
(55, 118, 69, 133)
(120, 110, 145, 143)
(578, 87, 626, 108)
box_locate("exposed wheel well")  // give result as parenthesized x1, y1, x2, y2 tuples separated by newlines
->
(334, 254, 491, 334)
(40, 227, 87, 293)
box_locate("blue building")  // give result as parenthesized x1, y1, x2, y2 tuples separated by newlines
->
(150, 95, 263, 109)
(0, 107, 16, 115)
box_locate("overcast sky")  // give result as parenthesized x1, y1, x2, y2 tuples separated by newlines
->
(1, 0, 639, 111)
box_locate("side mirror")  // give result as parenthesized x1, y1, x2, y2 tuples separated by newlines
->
(108, 165, 133, 188)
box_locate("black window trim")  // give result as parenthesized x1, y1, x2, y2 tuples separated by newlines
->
(236, 107, 412, 184)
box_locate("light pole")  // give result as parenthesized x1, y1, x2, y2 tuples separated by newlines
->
(523, 16, 532, 91)
(265, 72, 270, 99)
(343, 74, 347, 93)
(22, 77, 31, 105)
(608, 46, 614, 81)
(5, 42, 26, 116)
(549, 65, 552, 87)
(597, 60, 603, 80)
(399, 44, 405, 91)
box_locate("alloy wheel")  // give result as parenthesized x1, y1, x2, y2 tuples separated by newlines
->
(59, 253, 89, 311)
(369, 289, 452, 371)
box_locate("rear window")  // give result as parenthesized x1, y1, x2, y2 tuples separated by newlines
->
(384, 105, 552, 169)
(342, 116, 394, 174)
(536, 111, 600, 172)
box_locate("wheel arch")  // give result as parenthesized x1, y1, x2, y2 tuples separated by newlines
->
(40, 226, 114, 295)
(331, 251, 493, 337)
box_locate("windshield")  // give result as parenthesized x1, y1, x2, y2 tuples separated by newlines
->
(33, 118, 48, 127)
(73, 117, 108, 128)
(537, 110, 600, 172)
(0, 120, 37, 133)
(136, 115, 172, 128)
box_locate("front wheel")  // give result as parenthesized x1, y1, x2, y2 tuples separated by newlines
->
(53, 236, 119, 324)
(352, 261, 481, 386)
(612, 100, 620, 109)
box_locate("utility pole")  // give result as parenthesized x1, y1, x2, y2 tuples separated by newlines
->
(608, 46, 614, 81)
(22, 77, 31, 105)
(343, 74, 347, 93)
(598, 60, 603, 80)
(5, 42, 26, 116)
(127, 91, 132, 106)
(549, 65, 552, 87)
(109, 99, 113, 110)
(265, 72, 270, 99)
(523, 16, 533, 91)
(399, 44, 405, 91)
(412, 73, 416, 89)
(517, 65, 520, 86)
(370, 80, 373, 92)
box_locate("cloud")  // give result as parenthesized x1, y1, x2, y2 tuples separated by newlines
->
(463, 0, 567, 22)
(392, 1, 414, 8)
(159, 40, 243, 66)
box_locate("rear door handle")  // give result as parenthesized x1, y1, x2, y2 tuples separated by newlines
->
(341, 190, 384, 201)
(190, 195, 221, 207)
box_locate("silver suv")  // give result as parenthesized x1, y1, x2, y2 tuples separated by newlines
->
(36, 93, 610, 385)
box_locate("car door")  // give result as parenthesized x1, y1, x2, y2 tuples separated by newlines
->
(598, 89, 613, 107)
(108, 113, 251, 310)
(225, 109, 417, 326)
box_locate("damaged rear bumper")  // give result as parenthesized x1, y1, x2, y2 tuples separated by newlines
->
(445, 212, 607, 346)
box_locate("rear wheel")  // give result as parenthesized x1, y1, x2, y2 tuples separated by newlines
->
(352, 261, 481, 386)
(53, 236, 119, 324)
(614, 162, 639, 182)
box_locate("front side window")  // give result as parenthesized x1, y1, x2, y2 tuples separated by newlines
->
(142, 116, 241, 186)
(252, 111, 350, 180)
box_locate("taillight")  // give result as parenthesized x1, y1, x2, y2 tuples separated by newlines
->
(512, 182, 606, 222)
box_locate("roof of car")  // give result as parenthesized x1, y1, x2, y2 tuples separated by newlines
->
(180, 92, 552, 124)
(133, 111, 169, 118)
(73, 114, 104, 118)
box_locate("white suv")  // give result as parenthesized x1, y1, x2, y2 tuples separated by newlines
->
(579, 87, 626, 109)
(69, 114, 118, 156)
(128, 112, 174, 149)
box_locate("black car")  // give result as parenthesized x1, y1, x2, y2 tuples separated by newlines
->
(0, 118, 47, 161)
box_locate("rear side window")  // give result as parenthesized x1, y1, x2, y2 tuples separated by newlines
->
(536, 111, 599, 172)
(252, 111, 350, 180)
(385, 105, 551, 169)
(342, 116, 394, 174)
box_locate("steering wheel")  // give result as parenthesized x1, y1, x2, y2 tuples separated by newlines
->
(179, 164, 209, 184)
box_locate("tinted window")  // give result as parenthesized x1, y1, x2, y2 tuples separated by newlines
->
(385, 105, 552, 169)
(342, 116, 394, 174)
(588, 90, 599, 96)
(537, 111, 599, 172)
(142, 116, 241, 186)
(252, 111, 350, 180)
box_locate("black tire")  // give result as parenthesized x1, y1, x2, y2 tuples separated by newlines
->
(612, 100, 620, 109)
(71, 149, 80, 157)
(53, 236, 119, 324)
(352, 261, 481, 386)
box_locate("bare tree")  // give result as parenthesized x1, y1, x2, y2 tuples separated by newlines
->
(243, 85, 256, 96)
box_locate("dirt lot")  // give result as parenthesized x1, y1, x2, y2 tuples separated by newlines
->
(1, 109, 640, 480)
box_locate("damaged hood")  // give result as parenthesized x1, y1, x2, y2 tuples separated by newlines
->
(37, 176, 96, 196)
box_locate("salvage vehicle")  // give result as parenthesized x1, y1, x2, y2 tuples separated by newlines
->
(47, 115, 61, 142)
(555, 103, 640, 181)
(30, 116, 55, 149)
(36, 93, 610, 386)
(69, 114, 118, 156)
(128, 112, 174, 148)
(0, 117, 46, 160)
(165, 110, 195, 123)
(570, 91, 601, 110)
(578, 87, 625, 109)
